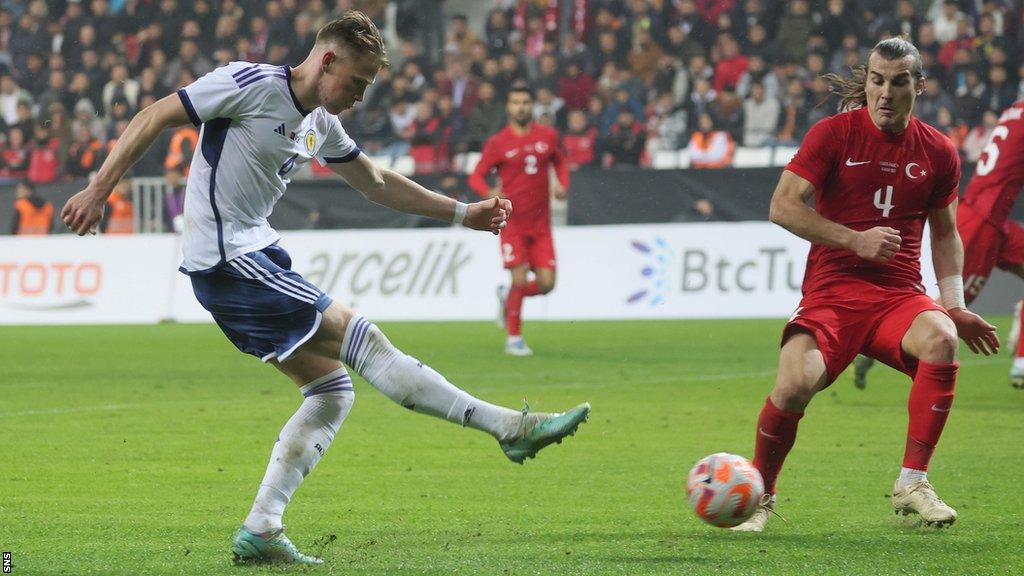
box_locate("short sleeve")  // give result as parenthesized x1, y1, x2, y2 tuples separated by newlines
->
(930, 136, 961, 209)
(785, 117, 841, 190)
(317, 112, 361, 164)
(177, 63, 266, 126)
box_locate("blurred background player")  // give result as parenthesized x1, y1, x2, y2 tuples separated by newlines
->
(855, 100, 1024, 390)
(734, 38, 999, 533)
(469, 86, 568, 356)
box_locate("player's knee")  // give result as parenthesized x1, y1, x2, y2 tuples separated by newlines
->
(917, 328, 959, 364)
(536, 279, 555, 294)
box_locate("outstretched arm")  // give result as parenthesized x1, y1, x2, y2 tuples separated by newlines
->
(770, 169, 903, 262)
(331, 153, 511, 234)
(61, 94, 192, 235)
(928, 199, 999, 355)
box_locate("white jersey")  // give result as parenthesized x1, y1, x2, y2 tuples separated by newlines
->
(176, 62, 360, 273)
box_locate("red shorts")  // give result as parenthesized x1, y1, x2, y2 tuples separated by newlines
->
(959, 203, 1024, 303)
(500, 227, 556, 270)
(783, 279, 947, 384)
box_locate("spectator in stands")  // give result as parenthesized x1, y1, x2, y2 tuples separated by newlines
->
(11, 101, 32, 137)
(0, 74, 31, 126)
(742, 81, 780, 147)
(688, 76, 717, 133)
(484, 8, 511, 55)
(67, 123, 105, 178)
(935, 105, 967, 150)
(820, 0, 860, 54)
(163, 166, 186, 233)
(534, 87, 565, 130)
(775, 77, 810, 146)
(677, 196, 719, 222)
(628, 30, 663, 88)
(914, 82, 956, 127)
(962, 110, 999, 164)
(710, 87, 744, 143)
(0, 127, 29, 181)
(955, 69, 985, 127)
(534, 53, 560, 93)
(446, 14, 479, 58)
(409, 100, 444, 174)
(687, 113, 734, 169)
(164, 124, 198, 176)
(27, 122, 60, 184)
(21, 52, 47, 96)
(439, 58, 479, 118)
(712, 34, 748, 93)
(100, 63, 139, 118)
(981, 65, 1016, 117)
(467, 81, 505, 152)
(646, 92, 688, 152)
(564, 109, 598, 170)
(933, 0, 970, 43)
(437, 94, 466, 154)
(665, 23, 705, 67)
(9, 180, 52, 235)
(774, 0, 813, 64)
(602, 109, 645, 167)
(558, 60, 596, 112)
(736, 54, 780, 101)
(101, 178, 134, 235)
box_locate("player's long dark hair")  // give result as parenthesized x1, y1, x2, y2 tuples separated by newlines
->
(822, 36, 925, 112)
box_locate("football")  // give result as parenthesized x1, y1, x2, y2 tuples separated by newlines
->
(686, 452, 765, 528)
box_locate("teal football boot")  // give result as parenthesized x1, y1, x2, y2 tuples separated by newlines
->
(231, 526, 323, 565)
(500, 402, 591, 464)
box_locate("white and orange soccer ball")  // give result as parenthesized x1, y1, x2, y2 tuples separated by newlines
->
(685, 452, 765, 528)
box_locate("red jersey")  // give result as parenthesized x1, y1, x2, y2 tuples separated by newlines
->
(469, 123, 569, 231)
(961, 101, 1024, 227)
(786, 107, 961, 293)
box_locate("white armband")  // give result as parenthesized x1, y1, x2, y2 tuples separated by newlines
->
(938, 275, 966, 310)
(452, 201, 468, 226)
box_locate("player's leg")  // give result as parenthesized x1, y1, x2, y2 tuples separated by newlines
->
(733, 331, 830, 532)
(234, 353, 353, 565)
(505, 263, 537, 355)
(996, 219, 1024, 387)
(297, 301, 589, 462)
(890, 309, 959, 525)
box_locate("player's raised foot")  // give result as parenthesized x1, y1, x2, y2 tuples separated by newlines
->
(231, 526, 323, 565)
(500, 402, 591, 463)
(731, 493, 775, 532)
(496, 284, 508, 329)
(892, 480, 957, 527)
(852, 355, 875, 390)
(505, 337, 533, 356)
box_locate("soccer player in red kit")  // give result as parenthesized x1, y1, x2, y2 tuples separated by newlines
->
(733, 38, 1000, 532)
(856, 100, 1024, 389)
(469, 86, 568, 356)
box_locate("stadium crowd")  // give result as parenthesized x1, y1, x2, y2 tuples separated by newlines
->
(0, 0, 1021, 186)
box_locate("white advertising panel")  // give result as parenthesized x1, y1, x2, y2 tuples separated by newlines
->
(0, 235, 179, 324)
(2, 224, 938, 324)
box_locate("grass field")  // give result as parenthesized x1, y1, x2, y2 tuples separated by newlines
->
(1, 319, 1022, 575)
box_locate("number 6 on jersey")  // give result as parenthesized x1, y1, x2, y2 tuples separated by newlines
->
(874, 185, 894, 217)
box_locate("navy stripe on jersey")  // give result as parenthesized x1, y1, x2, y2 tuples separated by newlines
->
(200, 118, 232, 266)
(238, 71, 288, 89)
(232, 63, 276, 83)
(234, 64, 287, 88)
(177, 88, 201, 126)
(284, 66, 310, 116)
(324, 147, 362, 163)
(230, 63, 262, 79)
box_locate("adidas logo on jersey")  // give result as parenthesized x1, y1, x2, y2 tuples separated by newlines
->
(274, 123, 286, 136)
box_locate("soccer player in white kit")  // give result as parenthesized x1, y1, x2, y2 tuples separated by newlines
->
(61, 12, 590, 565)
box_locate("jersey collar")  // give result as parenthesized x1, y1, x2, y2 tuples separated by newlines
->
(285, 66, 311, 117)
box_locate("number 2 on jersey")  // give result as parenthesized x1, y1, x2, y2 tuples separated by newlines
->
(524, 154, 538, 175)
(874, 185, 894, 218)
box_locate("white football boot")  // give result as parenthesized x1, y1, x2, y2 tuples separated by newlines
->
(892, 479, 957, 527)
(731, 493, 775, 532)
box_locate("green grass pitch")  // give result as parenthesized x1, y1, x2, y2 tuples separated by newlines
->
(1, 319, 1022, 575)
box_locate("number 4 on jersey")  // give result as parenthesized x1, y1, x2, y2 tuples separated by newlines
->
(874, 185, 894, 217)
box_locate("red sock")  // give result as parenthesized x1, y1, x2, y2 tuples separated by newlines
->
(903, 361, 958, 471)
(506, 281, 539, 337)
(1016, 302, 1024, 358)
(752, 396, 804, 495)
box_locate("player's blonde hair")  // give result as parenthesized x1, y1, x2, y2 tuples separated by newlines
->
(316, 10, 390, 68)
(822, 36, 924, 112)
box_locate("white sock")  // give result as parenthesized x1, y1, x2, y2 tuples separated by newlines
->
(506, 335, 523, 345)
(897, 467, 927, 490)
(342, 316, 523, 441)
(1012, 357, 1024, 372)
(243, 368, 355, 535)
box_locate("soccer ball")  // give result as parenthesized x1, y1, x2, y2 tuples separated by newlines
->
(685, 452, 764, 528)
